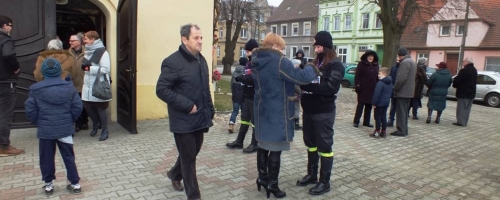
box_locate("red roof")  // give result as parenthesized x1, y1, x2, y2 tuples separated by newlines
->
(400, 1, 445, 48)
(266, 0, 319, 23)
(471, 0, 500, 48)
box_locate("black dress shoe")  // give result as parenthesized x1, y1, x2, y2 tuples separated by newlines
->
(226, 140, 243, 149)
(353, 124, 359, 128)
(81, 123, 89, 130)
(89, 127, 98, 137)
(363, 124, 374, 128)
(242, 143, 259, 153)
(390, 131, 407, 137)
(99, 129, 109, 141)
(452, 122, 464, 126)
(167, 170, 184, 191)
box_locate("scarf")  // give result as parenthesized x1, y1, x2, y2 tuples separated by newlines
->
(84, 39, 105, 60)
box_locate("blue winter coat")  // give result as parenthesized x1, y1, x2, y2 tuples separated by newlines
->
(25, 77, 82, 139)
(371, 76, 393, 107)
(251, 48, 317, 145)
(427, 69, 452, 111)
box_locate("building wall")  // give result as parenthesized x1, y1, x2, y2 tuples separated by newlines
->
(426, 21, 489, 47)
(266, 19, 317, 59)
(410, 50, 499, 71)
(92, 0, 214, 120)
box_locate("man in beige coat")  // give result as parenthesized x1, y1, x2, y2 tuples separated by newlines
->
(68, 33, 88, 131)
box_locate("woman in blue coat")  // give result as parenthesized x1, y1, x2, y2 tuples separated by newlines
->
(251, 33, 318, 198)
(426, 62, 452, 124)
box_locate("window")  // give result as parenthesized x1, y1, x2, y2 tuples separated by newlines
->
(303, 22, 311, 35)
(345, 14, 352, 30)
(291, 46, 298, 58)
(375, 13, 382, 28)
(217, 46, 220, 57)
(302, 46, 310, 58)
(271, 25, 277, 33)
(281, 24, 287, 36)
(477, 75, 496, 85)
(333, 16, 340, 31)
(240, 47, 246, 58)
(358, 45, 368, 52)
(362, 13, 370, 29)
(261, 31, 266, 40)
(240, 28, 247, 38)
(456, 25, 464, 36)
(259, 14, 264, 23)
(219, 29, 223, 39)
(485, 57, 500, 72)
(417, 53, 429, 60)
(323, 16, 330, 31)
(440, 25, 450, 36)
(292, 23, 299, 36)
(338, 47, 348, 63)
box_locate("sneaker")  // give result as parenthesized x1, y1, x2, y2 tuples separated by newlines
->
(66, 184, 81, 194)
(369, 130, 380, 138)
(43, 183, 54, 196)
(0, 145, 25, 157)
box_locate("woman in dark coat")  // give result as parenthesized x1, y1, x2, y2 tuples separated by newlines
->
(353, 50, 379, 127)
(409, 57, 428, 119)
(251, 33, 318, 199)
(426, 62, 452, 124)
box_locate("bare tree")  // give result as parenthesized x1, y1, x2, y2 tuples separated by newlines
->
(220, 0, 257, 75)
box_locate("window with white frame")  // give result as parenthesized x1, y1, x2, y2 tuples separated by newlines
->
(323, 16, 330, 31)
(302, 46, 310, 58)
(362, 13, 370, 29)
(358, 45, 368, 52)
(304, 22, 311, 35)
(456, 25, 464, 36)
(261, 30, 266, 40)
(440, 25, 450, 36)
(219, 29, 223, 38)
(291, 46, 298, 58)
(240, 47, 246, 57)
(345, 14, 352, 30)
(338, 47, 348, 63)
(240, 28, 247, 38)
(217, 46, 220, 57)
(417, 53, 429, 63)
(281, 24, 287, 36)
(334, 16, 340, 31)
(271, 25, 277, 33)
(375, 13, 382, 28)
(485, 57, 500, 72)
(292, 23, 299, 36)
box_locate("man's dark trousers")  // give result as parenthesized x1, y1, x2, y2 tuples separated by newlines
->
(169, 130, 204, 199)
(388, 97, 397, 122)
(0, 84, 16, 149)
(395, 98, 411, 135)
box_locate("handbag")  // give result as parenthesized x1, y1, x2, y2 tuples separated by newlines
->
(92, 66, 112, 100)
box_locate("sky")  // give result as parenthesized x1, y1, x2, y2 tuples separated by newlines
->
(267, 0, 283, 7)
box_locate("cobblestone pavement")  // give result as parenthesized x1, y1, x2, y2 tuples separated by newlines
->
(1, 88, 499, 200)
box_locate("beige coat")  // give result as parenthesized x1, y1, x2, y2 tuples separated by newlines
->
(34, 50, 82, 91)
(68, 47, 85, 93)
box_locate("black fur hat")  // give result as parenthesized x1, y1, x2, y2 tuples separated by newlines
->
(313, 31, 333, 49)
(239, 57, 248, 66)
(245, 39, 259, 51)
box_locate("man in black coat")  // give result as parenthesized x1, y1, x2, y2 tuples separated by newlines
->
(156, 24, 214, 200)
(0, 15, 24, 156)
(452, 57, 477, 127)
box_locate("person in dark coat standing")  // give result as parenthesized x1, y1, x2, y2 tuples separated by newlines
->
(387, 59, 399, 127)
(251, 33, 318, 199)
(296, 31, 345, 196)
(425, 62, 452, 124)
(409, 57, 428, 119)
(24, 58, 83, 195)
(226, 39, 259, 153)
(353, 50, 379, 128)
(295, 49, 307, 67)
(452, 57, 477, 126)
(391, 47, 417, 137)
(227, 57, 246, 133)
(370, 67, 393, 138)
(156, 24, 215, 200)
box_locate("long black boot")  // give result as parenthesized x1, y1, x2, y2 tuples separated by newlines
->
(309, 156, 333, 195)
(226, 124, 249, 149)
(266, 160, 286, 198)
(256, 148, 268, 192)
(296, 151, 319, 186)
(89, 125, 99, 137)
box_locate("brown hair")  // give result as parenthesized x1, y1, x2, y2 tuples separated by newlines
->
(262, 33, 285, 50)
(84, 31, 100, 40)
(312, 47, 338, 65)
(379, 67, 389, 75)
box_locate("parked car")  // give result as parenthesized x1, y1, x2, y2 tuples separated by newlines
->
(341, 64, 357, 88)
(426, 67, 437, 79)
(446, 71, 500, 107)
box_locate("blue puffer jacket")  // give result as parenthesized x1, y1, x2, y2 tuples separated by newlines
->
(25, 77, 83, 139)
(371, 76, 393, 107)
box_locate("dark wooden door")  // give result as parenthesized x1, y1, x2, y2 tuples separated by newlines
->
(447, 53, 459, 76)
(117, 0, 137, 134)
(0, 0, 56, 128)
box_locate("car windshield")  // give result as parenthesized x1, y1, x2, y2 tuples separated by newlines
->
(426, 68, 436, 74)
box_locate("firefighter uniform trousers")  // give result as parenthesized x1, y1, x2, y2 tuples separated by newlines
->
(235, 99, 256, 144)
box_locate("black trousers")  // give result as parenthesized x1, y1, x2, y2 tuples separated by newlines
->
(374, 107, 388, 131)
(395, 98, 411, 135)
(389, 97, 397, 121)
(302, 111, 335, 155)
(39, 138, 80, 185)
(75, 93, 88, 127)
(170, 131, 204, 199)
(0, 85, 16, 149)
(353, 102, 372, 125)
(236, 99, 256, 144)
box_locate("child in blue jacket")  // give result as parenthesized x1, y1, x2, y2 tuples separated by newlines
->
(371, 67, 393, 138)
(24, 58, 83, 196)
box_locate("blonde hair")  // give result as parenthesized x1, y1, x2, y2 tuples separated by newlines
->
(379, 67, 389, 76)
(262, 33, 285, 50)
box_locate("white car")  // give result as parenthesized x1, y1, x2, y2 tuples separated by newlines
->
(447, 71, 500, 107)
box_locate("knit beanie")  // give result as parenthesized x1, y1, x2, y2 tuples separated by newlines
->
(398, 47, 408, 56)
(41, 58, 62, 78)
(313, 31, 333, 49)
(239, 57, 248, 66)
(245, 39, 259, 51)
